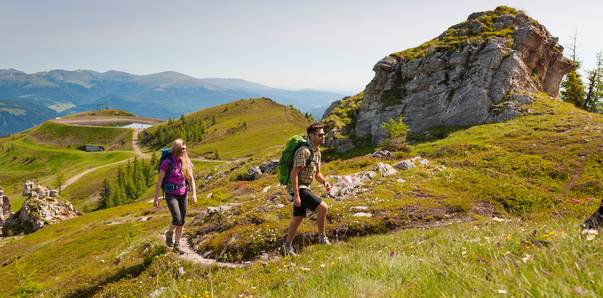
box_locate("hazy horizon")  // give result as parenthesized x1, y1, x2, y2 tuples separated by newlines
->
(2, 0, 601, 94)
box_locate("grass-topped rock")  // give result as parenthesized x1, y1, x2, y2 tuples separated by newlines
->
(322, 6, 574, 150)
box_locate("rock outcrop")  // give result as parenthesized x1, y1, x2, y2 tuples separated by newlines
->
(0, 188, 12, 228)
(2, 181, 79, 236)
(323, 6, 574, 148)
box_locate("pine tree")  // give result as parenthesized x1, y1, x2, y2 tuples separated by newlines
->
(100, 178, 112, 208)
(584, 50, 603, 112)
(561, 31, 586, 107)
(561, 70, 586, 106)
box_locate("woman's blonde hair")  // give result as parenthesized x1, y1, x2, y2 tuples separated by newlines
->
(171, 138, 193, 181)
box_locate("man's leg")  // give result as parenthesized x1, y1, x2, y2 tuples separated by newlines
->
(316, 201, 328, 235)
(286, 216, 304, 246)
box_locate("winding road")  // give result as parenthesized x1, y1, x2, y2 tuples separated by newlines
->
(61, 129, 151, 191)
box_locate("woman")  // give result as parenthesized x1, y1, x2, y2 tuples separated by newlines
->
(154, 138, 197, 253)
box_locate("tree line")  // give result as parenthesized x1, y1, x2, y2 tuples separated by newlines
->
(140, 114, 212, 149)
(100, 155, 157, 208)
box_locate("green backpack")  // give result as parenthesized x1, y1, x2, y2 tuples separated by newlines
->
(278, 135, 313, 185)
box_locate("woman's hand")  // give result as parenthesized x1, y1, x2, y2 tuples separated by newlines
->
(153, 196, 160, 208)
(192, 194, 198, 203)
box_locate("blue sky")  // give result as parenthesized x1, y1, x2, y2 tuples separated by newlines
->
(1, 0, 601, 93)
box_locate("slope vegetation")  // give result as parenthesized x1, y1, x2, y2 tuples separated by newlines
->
(27, 121, 133, 150)
(140, 98, 311, 159)
(1, 94, 602, 296)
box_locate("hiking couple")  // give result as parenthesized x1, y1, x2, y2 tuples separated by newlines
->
(153, 138, 197, 254)
(281, 122, 332, 256)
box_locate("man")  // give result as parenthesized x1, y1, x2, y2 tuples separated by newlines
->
(283, 123, 332, 256)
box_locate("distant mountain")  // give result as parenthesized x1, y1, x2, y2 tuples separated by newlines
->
(0, 69, 345, 136)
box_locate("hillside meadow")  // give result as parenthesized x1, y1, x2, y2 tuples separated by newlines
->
(0, 94, 602, 296)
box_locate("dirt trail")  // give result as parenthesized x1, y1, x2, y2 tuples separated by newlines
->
(132, 129, 150, 159)
(61, 160, 128, 191)
(62, 129, 149, 190)
(160, 233, 248, 268)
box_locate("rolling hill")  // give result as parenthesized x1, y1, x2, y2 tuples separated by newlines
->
(0, 69, 344, 136)
(0, 94, 602, 296)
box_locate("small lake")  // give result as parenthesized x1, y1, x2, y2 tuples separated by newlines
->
(121, 123, 153, 129)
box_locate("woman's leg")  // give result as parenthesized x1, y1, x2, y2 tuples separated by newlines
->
(174, 195, 188, 245)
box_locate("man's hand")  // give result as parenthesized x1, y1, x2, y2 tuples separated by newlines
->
(294, 195, 301, 207)
(324, 181, 331, 192)
(153, 197, 160, 208)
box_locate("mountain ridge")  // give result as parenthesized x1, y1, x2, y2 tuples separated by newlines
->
(0, 69, 344, 136)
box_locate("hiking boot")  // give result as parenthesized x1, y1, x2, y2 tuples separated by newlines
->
(581, 211, 603, 230)
(318, 235, 331, 245)
(165, 230, 174, 247)
(281, 243, 297, 256)
(173, 242, 184, 255)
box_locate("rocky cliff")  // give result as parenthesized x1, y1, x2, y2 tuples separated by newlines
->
(323, 6, 574, 148)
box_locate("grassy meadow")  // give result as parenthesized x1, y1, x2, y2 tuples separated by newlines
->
(0, 95, 602, 296)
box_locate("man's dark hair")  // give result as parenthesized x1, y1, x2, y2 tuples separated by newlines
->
(307, 122, 324, 135)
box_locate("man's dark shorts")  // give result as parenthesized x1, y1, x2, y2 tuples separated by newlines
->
(292, 188, 322, 217)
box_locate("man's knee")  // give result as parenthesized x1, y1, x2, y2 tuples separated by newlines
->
(319, 202, 328, 212)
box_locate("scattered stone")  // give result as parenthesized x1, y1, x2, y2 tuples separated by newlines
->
(472, 201, 498, 217)
(327, 171, 376, 199)
(374, 163, 398, 177)
(259, 160, 279, 174)
(177, 266, 186, 276)
(492, 217, 509, 222)
(275, 203, 285, 209)
(207, 193, 213, 199)
(149, 287, 167, 298)
(207, 203, 237, 215)
(396, 178, 406, 183)
(394, 160, 416, 170)
(418, 159, 430, 167)
(581, 229, 598, 241)
(521, 254, 533, 263)
(138, 216, 152, 222)
(433, 165, 447, 173)
(353, 212, 373, 217)
(262, 185, 272, 193)
(245, 166, 263, 181)
(350, 206, 369, 212)
(191, 211, 207, 225)
(371, 150, 391, 158)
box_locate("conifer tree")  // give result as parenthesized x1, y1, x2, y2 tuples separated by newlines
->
(584, 50, 603, 112)
(561, 31, 586, 107)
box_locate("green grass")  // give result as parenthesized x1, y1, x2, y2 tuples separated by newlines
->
(0, 137, 133, 205)
(26, 121, 133, 150)
(0, 201, 169, 297)
(98, 216, 602, 297)
(143, 98, 311, 160)
(62, 162, 124, 212)
(62, 109, 135, 119)
(0, 93, 602, 296)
